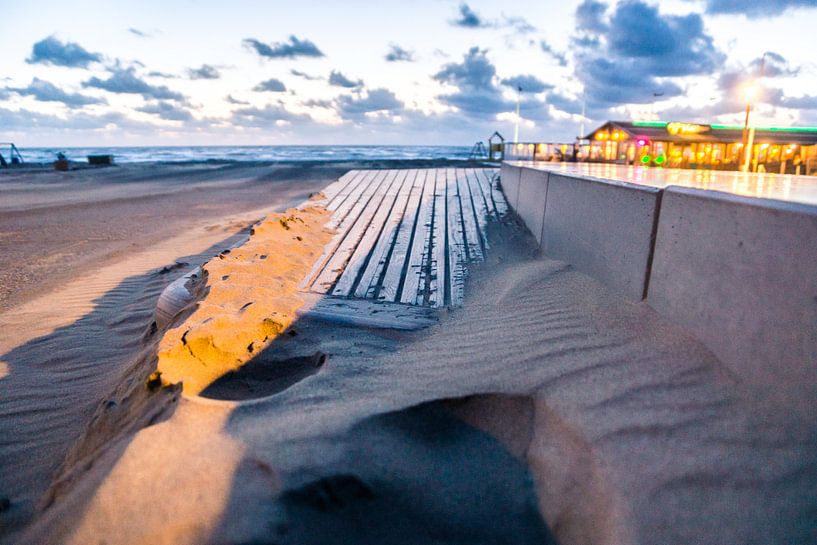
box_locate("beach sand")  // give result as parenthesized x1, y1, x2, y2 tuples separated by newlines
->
(0, 161, 379, 538)
(2, 163, 815, 545)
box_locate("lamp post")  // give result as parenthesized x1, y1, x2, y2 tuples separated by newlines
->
(513, 85, 521, 143)
(741, 53, 766, 172)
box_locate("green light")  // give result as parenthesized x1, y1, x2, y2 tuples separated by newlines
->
(654, 155, 666, 165)
(710, 124, 817, 133)
(632, 121, 668, 127)
(641, 155, 651, 164)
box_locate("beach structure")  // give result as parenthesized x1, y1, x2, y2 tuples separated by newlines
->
(0, 142, 24, 166)
(504, 120, 817, 174)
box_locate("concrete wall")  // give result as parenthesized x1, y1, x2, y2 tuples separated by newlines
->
(499, 163, 522, 211)
(501, 163, 817, 396)
(542, 174, 660, 301)
(648, 187, 817, 392)
(515, 168, 549, 245)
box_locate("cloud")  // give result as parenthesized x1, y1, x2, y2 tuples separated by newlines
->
(781, 95, 817, 110)
(433, 47, 543, 119)
(539, 40, 567, 66)
(328, 70, 362, 88)
(304, 98, 333, 108)
(0, 106, 154, 132)
(502, 15, 536, 34)
(83, 67, 184, 100)
(385, 44, 415, 62)
(702, 0, 817, 17)
(751, 51, 798, 78)
(540, 41, 568, 67)
(500, 75, 553, 94)
(136, 101, 194, 121)
(9, 78, 106, 108)
(253, 78, 287, 92)
(187, 64, 220, 80)
(569, 0, 724, 110)
(147, 71, 176, 79)
(336, 88, 403, 117)
(128, 28, 149, 38)
(450, 3, 489, 28)
(226, 94, 249, 105)
(230, 103, 312, 127)
(434, 47, 497, 90)
(242, 36, 324, 59)
(290, 69, 320, 80)
(575, 0, 608, 33)
(26, 36, 102, 68)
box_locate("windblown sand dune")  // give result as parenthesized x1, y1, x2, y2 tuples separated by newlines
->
(0, 162, 346, 540)
(17, 205, 816, 545)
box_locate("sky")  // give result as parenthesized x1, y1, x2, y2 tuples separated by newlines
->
(1, 0, 816, 147)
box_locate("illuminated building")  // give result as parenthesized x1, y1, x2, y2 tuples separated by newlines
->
(583, 121, 817, 174)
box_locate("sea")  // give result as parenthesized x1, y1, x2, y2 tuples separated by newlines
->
(15, 145, 472, 164)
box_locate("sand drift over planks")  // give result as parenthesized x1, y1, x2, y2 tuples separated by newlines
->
(16, 171, 817, 545)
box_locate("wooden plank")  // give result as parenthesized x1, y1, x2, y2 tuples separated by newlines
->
(399, 170, 436, 305)
(298, 170, 380, 290)
(327, 169, 378, 228)
(323, 170, 360, 207)
(427, 169, 450, 307)
(456, 168, 484, 263)
(312, 170, 395, 293)
(331, 169, 406, 296)
(465, 169, 492, 250)
(353, 169, 417, 299)
(481, 168, 509, 218)
(378, 169, 427, 302)
(297, 293, 438, 330)
(446, 168, 467, 308)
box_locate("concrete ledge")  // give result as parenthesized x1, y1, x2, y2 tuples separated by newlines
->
(541, 174, 661, 301)
(516, 168, 549, 244)
(647, 187, 817, 391)
(499, 163, 522, 210)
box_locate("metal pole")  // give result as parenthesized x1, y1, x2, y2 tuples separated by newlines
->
(513, 87, 521, 143)
(741, 53, 766, 173)
(579, 93, 586, 139)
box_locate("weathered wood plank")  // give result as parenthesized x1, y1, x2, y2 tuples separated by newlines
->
(354, 169, 417, 298)
(298, 170, 379, 290)
(481, 168, 508, 218)
(399, 170, 436, 305)
(297, 293, 438, 330)
(456, 168, 484, 263)
(378, 169, 427, 302)
(427, 169, 450, 307)
(446, 168, 467, 308)
(332, 169, 406, 296)
(465, 169, 492, 250)
(313, 170, 395, 293)
(323, 170, 362, 208)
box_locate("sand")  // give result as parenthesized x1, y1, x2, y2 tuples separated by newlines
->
(0, 161, 353, 539)
(2, 163, 815, 545)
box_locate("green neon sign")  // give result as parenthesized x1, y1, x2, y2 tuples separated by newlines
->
(710, 124, 817, 133)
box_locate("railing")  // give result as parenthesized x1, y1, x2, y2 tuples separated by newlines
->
(0, 142, 24, 166)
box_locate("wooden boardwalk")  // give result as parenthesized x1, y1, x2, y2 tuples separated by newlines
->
(300, 168, 507, 317)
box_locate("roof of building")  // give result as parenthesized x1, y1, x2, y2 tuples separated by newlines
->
(588, 121, 817, 145)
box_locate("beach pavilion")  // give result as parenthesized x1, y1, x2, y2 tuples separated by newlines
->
(583, 120, 817, 173)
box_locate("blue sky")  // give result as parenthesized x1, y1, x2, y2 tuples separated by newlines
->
(1, 0, 816, 146)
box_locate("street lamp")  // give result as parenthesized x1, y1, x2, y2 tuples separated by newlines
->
(741, 54, 766, 172)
